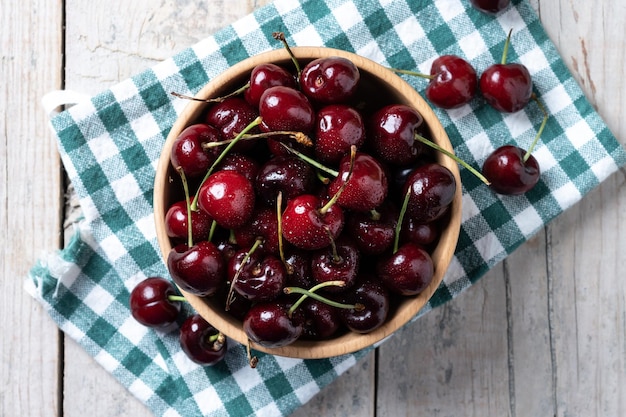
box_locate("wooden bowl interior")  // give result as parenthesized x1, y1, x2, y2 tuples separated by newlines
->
(154, 47, 462, 359)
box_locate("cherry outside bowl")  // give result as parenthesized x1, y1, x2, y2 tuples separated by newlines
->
(154, 47, 462, 359)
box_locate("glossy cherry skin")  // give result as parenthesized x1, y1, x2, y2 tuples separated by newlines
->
(299, 56, 360, 104)
(214, 153, 260, 183)
(179, 314, 227, 366)
(233, 207, 281, 255)
(243, 301, 304, 348)
(310, 237, 360, 292)
(340, 278, 390, 334)
(170, 124, 219, 178)
(164, 200, 212, 243)
(167, 241, 225, 297)
(283, 249, 314, 289)
(369, 104, 425, 165)
(402, 163, 456, 223)
(205, 97, 259, 152)
(301, 299, 343, 340)
(377, 243, 434, 296)
(426, 55, 477, 109)
(482, 145, 540, 195)
(244, 63, 296, 107)
(129, 277, 181, 328)
(259, 86, 315, 133)
(197, 170, 255, 229)
(281, 194, 344, 251)
(328, 152, 388, 212)
(315, 104, 366, 164)
(480, 63, 533, 113)
(469, 0, 510, 14)
(229, 249, 286, 302)
(400, 217, 439, 249)
(346, 203, 397, 255)
(255, 155, 316, 207)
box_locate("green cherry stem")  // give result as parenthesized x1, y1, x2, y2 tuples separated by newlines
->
(171, 82, 251, 103)
(524, 94, 549, 163)
(387, 68, 434, 80)
(225, 237, 264, 311)
(207, 219, 218, 243)
(167, 295, 187, 303)
(414, 133, 491, 185)
(318, 145, 356, 215)
(175, 166, 194, 247)
(203, 130, 313, 149)
(273, 32, 301, 77)
(279, 142, 339, 177)
(501, 29, 513, 65)
(393, 188, 411, 254)
(285, 280, 364, 317)
(191, 116, 262, 211)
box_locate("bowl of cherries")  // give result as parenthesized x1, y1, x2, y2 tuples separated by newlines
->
(152, 44, 463, 360)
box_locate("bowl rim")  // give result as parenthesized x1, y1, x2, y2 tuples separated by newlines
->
(154, 46, 462, 359)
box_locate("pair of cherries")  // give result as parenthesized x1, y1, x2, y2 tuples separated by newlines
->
(400, 27, 544, 195)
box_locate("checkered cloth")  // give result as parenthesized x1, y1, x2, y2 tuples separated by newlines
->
(27, 0, 626, 416)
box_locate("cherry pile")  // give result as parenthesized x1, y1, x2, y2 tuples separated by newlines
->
(130, 23, 550, 365)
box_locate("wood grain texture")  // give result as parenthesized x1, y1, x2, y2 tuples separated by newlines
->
(3, 1, 624, 417)
(0, 1, 64, 416)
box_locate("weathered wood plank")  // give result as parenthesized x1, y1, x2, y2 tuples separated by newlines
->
(0, 1, 64, 416)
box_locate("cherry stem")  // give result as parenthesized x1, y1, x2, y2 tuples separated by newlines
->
(208, 220, 217, 243)
(277, 192, 293, 274)
(191, 116, 262, 211)
(167, 295, 187, 303)
(369, 209, 381, 221)
(393, 188, 411, 254)
(246, 340, 258, 368)
(414, 132, 491, 185)
(202, 130, 313, 149)
(387, 68, 434, 80)
(324, 226, 342, 263)
(175, 166, 194, 247)
(501, 29, 513, 65)
(273, 32, 301, 77)
(319, 145, 357, 215)
(523, 94, 548, 162)
(279, 142, 339, 177)
(207, 332, 226, 349)
(171, 82, 250, 103)
(285, 281, 364, 317)
(225, 237, 263, 311)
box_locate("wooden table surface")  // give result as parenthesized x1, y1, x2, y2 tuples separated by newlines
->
(2, 1, 624, 416)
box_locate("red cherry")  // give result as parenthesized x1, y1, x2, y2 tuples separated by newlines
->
(179, 314, 227, 366)
(368, 104, 426, 165)
(377, 243, 434, 296)
(482, 145, 540, 195)
(402, 163, 456, 223)
(205, 97, 260, 152)
(167, 241, 225, 297)
(426, 55, 477, 109)
(129, 277, 182, 328)
(259, 86, 315, 133)
(340, 278, 390, 334)
(243, 301, 304, 348)
(299, 56, 360, 104)
(244, 63, 296, 107)
(314, 104, 366, 164)
(281, 194, 344, 251)
(170, 124, 219, 178)
(228, 248, 286, 302)
(164, 200, 212, 243)
(197, 170, 255, 229)
(328, 152, 388, 212)
(480, 30, 533, 113)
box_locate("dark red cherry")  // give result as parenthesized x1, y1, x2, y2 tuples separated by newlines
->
(281, 194, 344, 251)
(310, 237, 360, 292)
(283, 249, 314, 289)
(129, 277, 182, 328)
(179, 314, 227, 366)
(402, 163, 456, 223)
(426, 55, 477, 109)
(214, 153, 260, 183)
(299, 56, 360, 104)
(480, 31, 532, 113)
(328, 152, 388, 212)
(369, 104, 426, 165)
(205, 97, 260, 151)
(167, 241, 225, 297)
(470, 0, 510, 14)
(244, 63, 297, 107)
(259, 86, 315, 133)
(346, 203, 397, 255)
(314, 104, 366, 164)
(170, 124, 219, 178)
(301, 298, 343, 340)
(229, 249, 286, 302)
(377, 243, 434, 296)
(243, 301, 304, 348)
(233, 207, 281, 255)
(482, 145, 540, 195)
(340, 278, 390, 334)
(400, 217, 440, 249)
(197, 170, 255, 229)
(164, 200, 212, 243)
(255, 155, 316, 207)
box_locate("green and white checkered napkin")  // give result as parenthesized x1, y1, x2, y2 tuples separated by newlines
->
(27, 0, 626, 416)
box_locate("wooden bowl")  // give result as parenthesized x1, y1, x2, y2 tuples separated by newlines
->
(154, 47, 462, 359)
